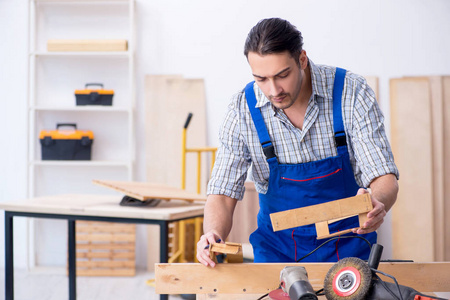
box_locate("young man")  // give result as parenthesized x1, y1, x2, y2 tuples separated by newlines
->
(196, 18, 399, 267)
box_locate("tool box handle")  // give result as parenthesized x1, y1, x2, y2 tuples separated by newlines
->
(56, 123, 77, 130)
(84, 83, 104, 90)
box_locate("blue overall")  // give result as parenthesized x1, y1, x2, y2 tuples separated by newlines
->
(246, 68, 376, 263)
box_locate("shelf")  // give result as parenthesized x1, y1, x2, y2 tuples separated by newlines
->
(31, 51, 131, 57)
(31, 106, 131, 113)
(33, 0, 130, 4)
(31, 160, 132, 167)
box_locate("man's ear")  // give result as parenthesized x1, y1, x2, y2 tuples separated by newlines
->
(299, 50, 308, 70)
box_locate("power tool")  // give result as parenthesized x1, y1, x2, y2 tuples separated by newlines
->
(323, 244, 448, 300)
(268, 243, 448, 300)
(268, 266, 317, 300)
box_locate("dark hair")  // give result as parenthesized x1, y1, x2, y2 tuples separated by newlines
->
(244, 18, 304, 64)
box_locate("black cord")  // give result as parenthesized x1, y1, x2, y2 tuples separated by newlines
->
(256, 293, 269, 300)
(315, 288, 325, 296)
(296, 235, 372, 262)
(371, 269, 404, 300)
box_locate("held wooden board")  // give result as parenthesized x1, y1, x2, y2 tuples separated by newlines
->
(155, 262, 450, 294)
(92, 179, 206, 202)
(270, 194, 372, 231)
(47, 39, 128, 52)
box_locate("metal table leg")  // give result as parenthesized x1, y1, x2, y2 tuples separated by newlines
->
(5, 211, 14, 300)
(159, 221, 169, 300)
(68, 220, 76, 300)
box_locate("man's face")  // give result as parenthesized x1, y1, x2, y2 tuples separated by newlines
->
(248, 50, 306, 111)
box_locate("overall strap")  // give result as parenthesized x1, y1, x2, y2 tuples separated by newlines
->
(244, 82, 276, 160)
(333, 68, 348, 155)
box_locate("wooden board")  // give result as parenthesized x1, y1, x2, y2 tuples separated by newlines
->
(145, 76, 209, 271)
(144, 75, 209, 194)
(155, 262, 450, 294)
(442, 76, 450, 261)
(270, 194, 372, 232)
(429, 76, 445, 262)
(47, 39, 128, 52)
(390, 78, 435, 262)
(92, 179, 206, 202)
(75, 221, 136, 276)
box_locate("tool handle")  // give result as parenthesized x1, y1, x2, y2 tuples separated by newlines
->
(85, 83, 104, 90)
(56, 123, 77, 130)
(368, 243, 383, 270)
(184, 112, 193, 129)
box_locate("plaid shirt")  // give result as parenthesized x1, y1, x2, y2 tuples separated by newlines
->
(207, 60, 399, 200)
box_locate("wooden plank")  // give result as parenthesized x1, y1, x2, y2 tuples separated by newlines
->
(442, 76, 450, 261)
(92, 179, 206, 202)
(77, 260, 135, 268)
(47, 39, 128, 52)
(155, 262, 450, 294)
(144, 76, 208, 194)
(75, 220, 136, 276)
(390, 78, 435, 262)
(429, 76, 445, 262)
(76, 224, 136, 233)
(76, 234, 135, 242)
(144, 75, 208, 271)
(77, 269, 135, 277)
(270, 194, 372, 231)
(76, 252, 135, 259)
(315, 221, 329, 237)
(76, 242, 135, 250)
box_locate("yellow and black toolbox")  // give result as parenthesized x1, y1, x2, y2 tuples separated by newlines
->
(39, 123, 94, 160)
(75, 83, 114, 106)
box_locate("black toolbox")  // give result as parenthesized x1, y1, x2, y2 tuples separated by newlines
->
(75, 83, 114, 106)
(39, 123, 94, 160)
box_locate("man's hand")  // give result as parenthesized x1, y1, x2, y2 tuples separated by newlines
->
(196, 231, 224, 267)
(352, 188, 386, 234)
(352, 174, 398, 235)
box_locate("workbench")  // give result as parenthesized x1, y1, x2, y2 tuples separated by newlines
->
(156, 262, 450, 299)
(1, 194, 205, 300)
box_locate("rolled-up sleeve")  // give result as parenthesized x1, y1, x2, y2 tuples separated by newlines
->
(349, 78, 399, 187)
(207, 93, 252, 200)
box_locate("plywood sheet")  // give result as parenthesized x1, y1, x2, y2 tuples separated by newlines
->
(390, 78, 434, 261)
(145, 75, 209, 271)
(442, 76, 450, 261)
(429, 77, 445, 261)
(92, 179, 206, 202)
(144, 75, 209, 194)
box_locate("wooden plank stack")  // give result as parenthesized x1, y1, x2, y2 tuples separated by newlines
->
(390, 76, 450, 262)
(75, 221, 136, 276)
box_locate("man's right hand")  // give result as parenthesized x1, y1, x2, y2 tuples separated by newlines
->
(196, 231, 223, 267)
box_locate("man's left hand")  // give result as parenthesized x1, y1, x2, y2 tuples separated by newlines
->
(352, 188, 386, 234)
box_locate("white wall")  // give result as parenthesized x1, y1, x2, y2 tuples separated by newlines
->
(1, 0, 450, 269)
